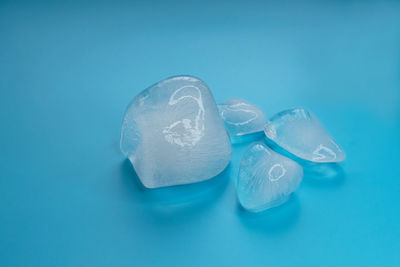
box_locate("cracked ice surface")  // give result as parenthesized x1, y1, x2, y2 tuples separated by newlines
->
(218, 98, 267, 141)
(237, 142, 303, 212)
(264, 108, 346, 163)
(120, 76, 232, 188)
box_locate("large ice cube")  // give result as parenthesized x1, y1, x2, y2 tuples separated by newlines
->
(237, 142, 303, 212)
(264, 108, 346, 163)
(218, 98, 267, 142)
(120, 76, 232, 188)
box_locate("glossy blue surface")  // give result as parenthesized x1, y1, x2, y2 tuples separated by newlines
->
(1, 1, 399, 266)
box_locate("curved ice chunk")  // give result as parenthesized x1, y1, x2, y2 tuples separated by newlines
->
(237, 142, 303, 212)
(218, 98, 267, 141)
(264, 108, 346, 163)
(120, 75, 232, 188)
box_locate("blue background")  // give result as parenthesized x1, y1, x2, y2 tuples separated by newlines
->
(1, 0, 400, 266)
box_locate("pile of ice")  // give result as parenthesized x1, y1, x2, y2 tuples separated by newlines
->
(120, 75, 345, 212)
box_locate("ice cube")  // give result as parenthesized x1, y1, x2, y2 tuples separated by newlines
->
(237, 142, 303, 212)
(218, 98, 267, 142)
(264, 108, 345, 163)
(120, 76, 232, 188)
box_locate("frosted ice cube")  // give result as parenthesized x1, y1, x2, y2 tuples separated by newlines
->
(120, 75, 232, 188)
(218, 98, 267, 141)
(237, 142, 303, 212)
(264, 108, 346, 163)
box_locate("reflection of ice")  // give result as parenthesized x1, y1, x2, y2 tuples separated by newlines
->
(163, 86, 205, 147)
(268, 164, 287, 182)
(312, 144, 336, 161)
(220, 102, 258, 126)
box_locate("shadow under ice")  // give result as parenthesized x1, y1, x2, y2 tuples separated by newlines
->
(119, 159, 231, 221)
(237, 194, 301, 235)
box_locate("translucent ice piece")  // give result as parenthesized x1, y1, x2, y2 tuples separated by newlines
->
(120, 75, 232, 188)
(264, 108, 346, 163)
(218, 98, 267, 141)
(237, 142, 303, 212)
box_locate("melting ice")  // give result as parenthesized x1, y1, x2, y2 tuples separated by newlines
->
(120, 76, 232, 188)
(264, 108, 345, 163)
(237, 142, 303, 212)
(218, 98, 267, 142)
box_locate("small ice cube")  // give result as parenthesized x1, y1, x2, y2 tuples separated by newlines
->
(218, 98, 267, 142)
(237, 142, 303, 212)
(264, 108, 345, 163)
